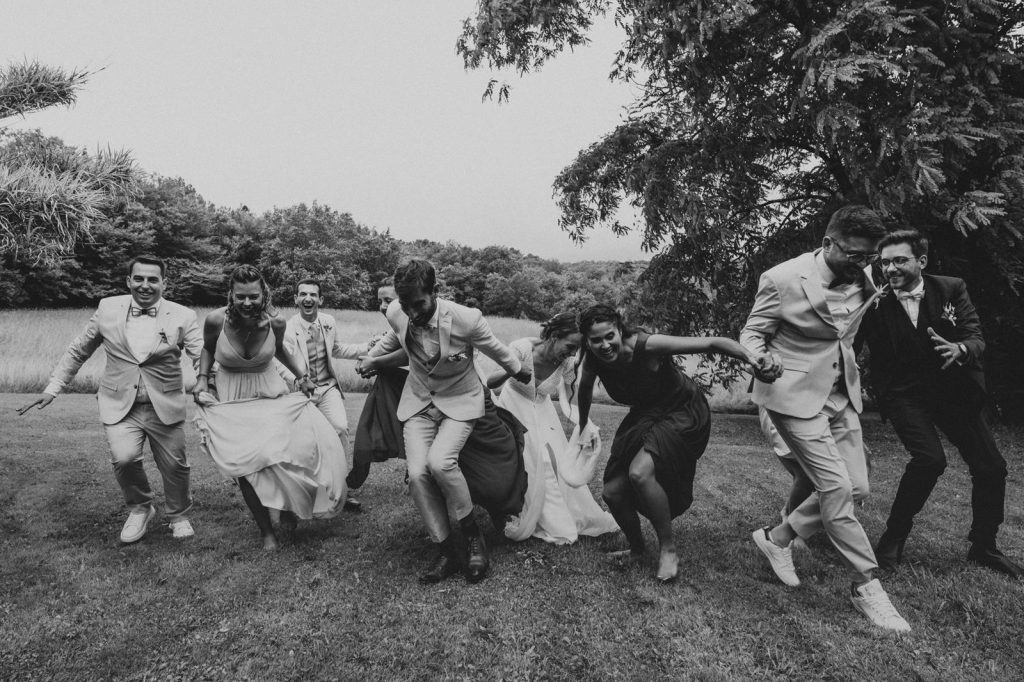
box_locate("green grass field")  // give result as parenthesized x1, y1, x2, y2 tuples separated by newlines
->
(3, 392, 1023, 680)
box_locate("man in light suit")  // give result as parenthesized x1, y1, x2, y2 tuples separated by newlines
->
(281, 279, 368, 510)
(741, 205, 911, 631)
(365, 259, 531, 584)
(18, 255, 202, 543)
(858, 230, 1022, 578)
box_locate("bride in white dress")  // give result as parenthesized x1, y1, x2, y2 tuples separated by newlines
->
(487, 312, 618, 544)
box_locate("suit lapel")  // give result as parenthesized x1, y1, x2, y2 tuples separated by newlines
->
(140, 305, 173, 361)
(800, 273, 837, 329)
(919, 277, 942, 332)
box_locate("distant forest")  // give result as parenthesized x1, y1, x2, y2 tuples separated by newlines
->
(1, 132, 645, 319)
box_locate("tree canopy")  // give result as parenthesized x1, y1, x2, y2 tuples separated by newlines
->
(0, 62, 139, 264)
(459, 0, 1024, 416)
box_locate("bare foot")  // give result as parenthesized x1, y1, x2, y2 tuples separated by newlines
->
(262, 533, 280, 551)
(656, 551, 679, 582)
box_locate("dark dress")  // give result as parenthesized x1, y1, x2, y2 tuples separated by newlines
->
(349, 367, 528, 519)
(593, 332, 712, 518)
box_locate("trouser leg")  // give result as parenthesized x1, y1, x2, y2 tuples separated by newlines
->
(770, 394, 877, 583)
(105, 405, 153, 512)
(142, 407, 191, 521)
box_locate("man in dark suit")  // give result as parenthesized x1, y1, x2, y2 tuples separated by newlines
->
(858, 229, 1021, 578)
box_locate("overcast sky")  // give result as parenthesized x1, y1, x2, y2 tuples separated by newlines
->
(2, 1, 650, 262)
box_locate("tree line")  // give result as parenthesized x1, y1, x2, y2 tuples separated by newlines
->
(0, 130, 643, 318)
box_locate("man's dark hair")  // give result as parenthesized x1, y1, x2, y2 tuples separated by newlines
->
(879, 229, 929, 258)
(127, 255, 167, 278)
(393, 259, 436, 296)
(295, 278, 322, 296)
(825, 205, 887, 241)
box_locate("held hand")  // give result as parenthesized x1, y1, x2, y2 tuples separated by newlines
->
(751, 352, 784, 383)
(927, 327, 962, 370)
(512, 369, 533, 385)
(16, 394, 54, 416)
(356, 355, 379, 378)
(298, 377, 315, 398)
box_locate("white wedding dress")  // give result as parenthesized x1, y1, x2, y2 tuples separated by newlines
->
(496, 339, 618, 544)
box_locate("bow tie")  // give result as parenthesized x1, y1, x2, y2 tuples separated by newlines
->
(897, 291, 924, 302)
(129, 306, 157, 317)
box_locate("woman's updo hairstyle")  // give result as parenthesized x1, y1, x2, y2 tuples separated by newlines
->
(539, 311, 578, 341)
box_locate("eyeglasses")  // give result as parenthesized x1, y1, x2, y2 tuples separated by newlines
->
(879, 256, 915, 268)
(829, 240, 879, 265)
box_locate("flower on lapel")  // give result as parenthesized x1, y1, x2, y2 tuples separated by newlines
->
(321, 322, 333, 333)
(447, 351, 469, 363)
(941, 302, 958, 326)
(158, 329, 169, 345)
(367, 331, 387, 349)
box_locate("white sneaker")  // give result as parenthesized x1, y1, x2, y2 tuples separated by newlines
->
(169, 519, 195, 539)
(752, 527, 800, 586)
(851, 579, 911, 632)
(120, 506, 156, 544)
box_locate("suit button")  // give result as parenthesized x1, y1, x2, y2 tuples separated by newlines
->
(133, 384, 138, 389)
(430, 391, 436, 396)
(832, 363, 838, 369)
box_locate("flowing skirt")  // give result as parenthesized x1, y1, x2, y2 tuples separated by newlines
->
(195, 393, 349, 519)
(497, 386, 617, 544)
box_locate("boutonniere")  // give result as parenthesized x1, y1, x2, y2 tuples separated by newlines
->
(367, 331, 387, 349)
(158, 329, 169, 344)
(447, 351, 469, 363)
(940, 302, 958, 326)
(321, 322, 333, 333)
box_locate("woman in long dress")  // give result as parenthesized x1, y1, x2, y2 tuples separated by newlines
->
(487, 312, 618, 544)
(193, 265, 349, 550)
(575, 304, 774, 581)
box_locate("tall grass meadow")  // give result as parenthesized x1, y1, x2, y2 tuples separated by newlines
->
(0, 307, 753, 410)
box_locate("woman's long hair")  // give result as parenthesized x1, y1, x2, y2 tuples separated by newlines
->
(225, 265, 276, 327)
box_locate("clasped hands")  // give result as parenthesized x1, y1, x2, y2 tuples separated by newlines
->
(750, 352, 784, 383)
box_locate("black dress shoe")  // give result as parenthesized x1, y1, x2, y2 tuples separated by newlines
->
(967, 544, 1024, 580)
(343, 496, 362, 512)
(419, 552, 460, 584)
(465, 532, 490, 583)
(874, 533, 906, 571)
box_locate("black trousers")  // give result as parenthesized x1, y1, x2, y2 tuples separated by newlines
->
(880, 392, 1007, 547)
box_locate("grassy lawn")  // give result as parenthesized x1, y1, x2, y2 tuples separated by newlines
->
(2, 393, 1023, 680)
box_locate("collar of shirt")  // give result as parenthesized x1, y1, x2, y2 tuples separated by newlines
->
(128, 298, 163, 316)
(899, 279, 925, 299)
(297, 315, 321, 334)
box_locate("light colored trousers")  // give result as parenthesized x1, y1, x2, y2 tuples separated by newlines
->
(768, 389, 877, 582)
(104, 402, 192, 521)
(403, 404, 476, 543)
(310, 384, 354, 472)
